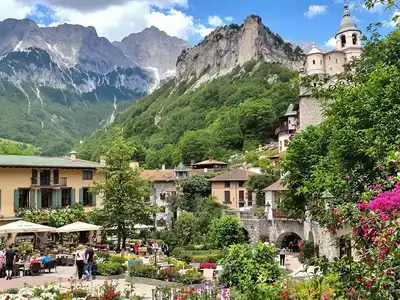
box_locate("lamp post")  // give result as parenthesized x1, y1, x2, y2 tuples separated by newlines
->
(321, 190, 334, 210)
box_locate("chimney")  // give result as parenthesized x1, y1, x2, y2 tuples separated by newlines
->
(100, 153, 106, 166)
(70, 151, 77, 162)
(162, 164, 165, 170)
(204, 168, 208, 173)
(190, 160, 195, 167)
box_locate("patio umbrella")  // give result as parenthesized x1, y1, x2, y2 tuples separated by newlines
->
(0, 220, 56, 233)
(134, 224, 154, 229)
(56, 221, 101, 233)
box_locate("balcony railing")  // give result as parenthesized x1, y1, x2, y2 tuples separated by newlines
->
(31, 177, 68, 187)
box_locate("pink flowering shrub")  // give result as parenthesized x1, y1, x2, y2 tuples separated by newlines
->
(368, 182, 400, 212)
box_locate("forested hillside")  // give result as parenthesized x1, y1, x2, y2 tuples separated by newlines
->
(79, 61, 299, 168)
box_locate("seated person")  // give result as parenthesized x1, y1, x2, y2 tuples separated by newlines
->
(29, 256, 39, 267)
(41, 254, 51, 265)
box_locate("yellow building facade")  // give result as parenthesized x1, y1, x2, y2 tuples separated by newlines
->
(0, 153, 104, 223)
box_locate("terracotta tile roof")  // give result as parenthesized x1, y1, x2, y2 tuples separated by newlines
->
(140, 170, 176, 182)
(209, 169, 255, 182)
(264, 179, 288, 191)
(0, 155, 103, 169)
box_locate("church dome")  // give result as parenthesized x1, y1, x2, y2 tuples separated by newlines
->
(307, 42, 323, 55)
(336, 4, 360, 36)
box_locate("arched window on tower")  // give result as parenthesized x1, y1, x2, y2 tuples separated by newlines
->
(352, 33, 357, 45)
(341, 35, 346, 48)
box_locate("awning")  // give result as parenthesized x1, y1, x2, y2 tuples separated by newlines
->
(0, 220, 56, 233)
(56, 221, 101, 233)
(134, 224, 154, 229)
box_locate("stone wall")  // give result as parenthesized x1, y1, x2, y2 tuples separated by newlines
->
(298, 95, 324, 130)
(240, 218, 268, 244)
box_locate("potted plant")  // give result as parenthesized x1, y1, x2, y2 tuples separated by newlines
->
(18, 242, 34, 259)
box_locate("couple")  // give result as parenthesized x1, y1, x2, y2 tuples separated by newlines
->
(75, 244, 94, 280)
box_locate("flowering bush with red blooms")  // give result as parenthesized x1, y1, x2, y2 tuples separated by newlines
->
(98, 280, 121, 300)
(199, 262, 216, 269)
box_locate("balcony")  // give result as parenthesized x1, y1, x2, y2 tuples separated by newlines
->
(275, 124, 289, 135)
(31, 177, 68, 187)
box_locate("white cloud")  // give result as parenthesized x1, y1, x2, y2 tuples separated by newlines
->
(304, 5, 328, 19)
(16, 0, 215, 42)
(325, 37, 336, 48)
(384, 10, 400, 27)
(208, 15, 224, 27)
(0, 0, 34, 20)
(225, 16, 233, 23)
(361, 2, 385, 13)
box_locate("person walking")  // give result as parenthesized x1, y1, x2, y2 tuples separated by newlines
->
(83, 244, 94, 281)
(279, 247, 286, 266)
(5, 245, 16, 280)
(75, 246, 85, 280)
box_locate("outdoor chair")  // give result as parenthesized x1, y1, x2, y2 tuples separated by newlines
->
(42, 262, 50, 273)
(60, 257, 67, 266)
(30, 263, 42, 276)
(66, 258, 74, 266)
(49, 260, 57, 272)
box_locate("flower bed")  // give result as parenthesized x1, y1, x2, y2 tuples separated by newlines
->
(128, 264, 203, 284)
(95, 254, 127, 276)
(0, 280, 133, 300)
(199, 262, 216, 269)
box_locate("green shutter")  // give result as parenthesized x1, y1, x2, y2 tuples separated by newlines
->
(52, 190, 57, 207)
(57, 190, 62, 207)
(71, 189, 76, 204)
(92, 192, 96, 207)
(14, 189, 19, 211)
(30, 190, 36, 209)
(37, 190, 42, 209)
(79, 188, 83, 205)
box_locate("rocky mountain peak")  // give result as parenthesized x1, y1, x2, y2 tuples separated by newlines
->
(114, 26, 190, 76)
(176, 14, 305, 84)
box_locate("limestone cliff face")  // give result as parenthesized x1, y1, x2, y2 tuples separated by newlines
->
(176, 15, 305, 82)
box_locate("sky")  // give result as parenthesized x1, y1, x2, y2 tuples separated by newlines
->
(0, 0, 398, 47)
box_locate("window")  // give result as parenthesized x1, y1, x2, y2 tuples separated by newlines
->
(19, 189, 30, 209)
(224, 191, 231, 203)
(329, 56, 331, 60)
(61, 189, 71, 207)
(32, 169, 38, 185)
(83, 188, 93, 206)
(248, 192, 253, 207)
(312, 60, 315, 65)
(160, 193, 166, 200)
(341, 35, 346, 48)
(53, 170, 59, 185)
(41, 189, 52, 208)
(83, 170, 93, 180)
(352, 33, 357, 45)
(320, 60, 322, 65)
(239, 191, 244, 201)
(239, 181, 245, 187)
(336, 59, 338, 64)
(224, 182, 230, 188)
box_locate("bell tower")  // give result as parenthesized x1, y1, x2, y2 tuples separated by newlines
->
(335, 1, 362, 60)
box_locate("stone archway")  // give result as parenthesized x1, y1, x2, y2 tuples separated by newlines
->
(276, 232, 302, 251)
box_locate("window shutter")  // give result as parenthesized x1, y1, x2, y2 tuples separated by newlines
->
(51, 190, 57, 207)
(71, 189, 76, 204)
(79, 188, 83, 205)
(30, 190, 36, 209)
(92, 192, 96, 207)
(56, 190, 62, 207)
(14, 189, 19, 211)
(37, 190, 42, 209)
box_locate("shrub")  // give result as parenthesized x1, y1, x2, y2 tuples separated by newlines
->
(129, 264, 159, 279)
(109, 254, 126, 265)
(161, 267, 182, 282)
(18, 242, 34, 256)
(299, 241, 319, 264)
(95, 251, 110, 261)
(180, 269, 204, 284)
(172, 247, 184, 258)
(208, 216, 245, 248)
(97, 262, 127, 276)
(200, 262, 217, 269)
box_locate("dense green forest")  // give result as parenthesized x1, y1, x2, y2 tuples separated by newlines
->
(79, 61, 299, 168)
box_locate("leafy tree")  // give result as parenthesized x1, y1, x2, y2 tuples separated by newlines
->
(172, 212, 198, 246)
(208, 216, 245, 248)
(91, 132, 151, 250)
(178, 129, 214, 163)
(247, 171, 280, 206)
(0, 140, 37, 155)
(194, 196, 225, 235)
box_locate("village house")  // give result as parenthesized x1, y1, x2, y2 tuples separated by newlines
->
(0, 151, 104, 225)
(209, 169, 256, 209)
